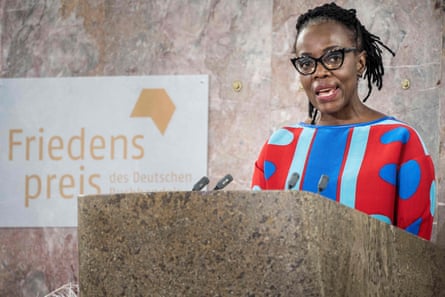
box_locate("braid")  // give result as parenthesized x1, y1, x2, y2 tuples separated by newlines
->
(295, 2, 395, 124)
(360, 28, 395, 101)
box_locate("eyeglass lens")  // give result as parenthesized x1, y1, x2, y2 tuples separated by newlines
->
(296, 50, 344, 74)
(291, 48, 359, 75)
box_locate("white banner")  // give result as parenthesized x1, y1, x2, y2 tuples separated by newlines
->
(0, 75, 208, 227)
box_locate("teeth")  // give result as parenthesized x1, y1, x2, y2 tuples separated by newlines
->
(317, 88, 334, 96)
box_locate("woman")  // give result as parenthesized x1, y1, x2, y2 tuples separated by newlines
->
(251, 3, 436, 240)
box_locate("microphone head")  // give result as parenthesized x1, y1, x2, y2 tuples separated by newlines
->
(224, 174, 234, 184)
(287, 172, 300, 190)
(192, 176, 209, 191)
(213, 174, 233, 190)
(317, 174, 329, 193)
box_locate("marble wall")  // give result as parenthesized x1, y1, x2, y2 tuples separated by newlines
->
(0, 0, 444, 295)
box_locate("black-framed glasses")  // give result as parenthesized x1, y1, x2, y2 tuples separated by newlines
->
(290, 47, 357, 75)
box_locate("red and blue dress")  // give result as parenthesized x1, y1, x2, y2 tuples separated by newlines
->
(251, 116, 436, 240)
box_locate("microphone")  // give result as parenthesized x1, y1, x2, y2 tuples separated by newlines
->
(287, 172, 300, 190)
(317, 174, 329, 194)
(213, 174, 233, 190)
(192, 176, 209, 191)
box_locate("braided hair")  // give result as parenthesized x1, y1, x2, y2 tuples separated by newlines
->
(295, 2, 395, 124)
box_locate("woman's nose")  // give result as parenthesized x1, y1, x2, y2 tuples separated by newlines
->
(313, 62, 331, 79)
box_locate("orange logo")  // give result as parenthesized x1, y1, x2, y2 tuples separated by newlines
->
(130, 89, 176, 135)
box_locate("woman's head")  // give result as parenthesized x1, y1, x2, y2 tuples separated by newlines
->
(293, 2, 395, 123)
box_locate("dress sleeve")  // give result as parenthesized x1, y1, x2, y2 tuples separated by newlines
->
(251, 142, 267, 190)
(396, 129, 436, 240)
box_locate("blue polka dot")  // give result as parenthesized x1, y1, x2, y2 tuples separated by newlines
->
(268, 129, 294, 145)
(371, 214, 392, 225)
(381, 127, 410, 144)
(399, 160, 421, 200)
(252, 185, 262, 191)
(406, 217, 422, 236)
(264, 161, 276, 180)
(379, 164, 397, 185)
(430, 181, 436, 216)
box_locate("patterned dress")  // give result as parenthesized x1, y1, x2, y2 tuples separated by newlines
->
(251, 117, 436, 240)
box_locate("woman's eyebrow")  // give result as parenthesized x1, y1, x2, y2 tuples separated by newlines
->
(297, 45, 342, 57)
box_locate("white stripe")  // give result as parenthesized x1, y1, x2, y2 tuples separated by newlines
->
(339, 126, 370, 208)
(286, 128, 316, 190)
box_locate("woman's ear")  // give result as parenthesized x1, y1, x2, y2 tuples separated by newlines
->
(357, 50, 367, 76)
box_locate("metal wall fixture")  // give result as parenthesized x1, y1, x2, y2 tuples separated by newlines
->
(232, 80, 242, 92)
(401, 78, 411, 90)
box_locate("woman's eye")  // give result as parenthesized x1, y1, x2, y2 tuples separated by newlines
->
(325, 52, 342, 64)
(298, 58, 314, 69)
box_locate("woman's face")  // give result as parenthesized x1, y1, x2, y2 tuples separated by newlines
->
(295, 21, 366, 119)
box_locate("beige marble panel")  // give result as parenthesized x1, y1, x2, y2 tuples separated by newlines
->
(0, 228, 78, 297)
(78, 191, 445, 296)
(438, 3, 445, 247)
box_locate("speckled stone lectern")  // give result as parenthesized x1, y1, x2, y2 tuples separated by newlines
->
(78, 191, 445, 296)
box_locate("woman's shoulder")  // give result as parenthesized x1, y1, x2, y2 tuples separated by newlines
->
(368, 116, 421, 132)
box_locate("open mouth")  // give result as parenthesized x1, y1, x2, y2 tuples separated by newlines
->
(315, 86, 338, 100)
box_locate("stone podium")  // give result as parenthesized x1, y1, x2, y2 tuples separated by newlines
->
(78, 191, 445, 296)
